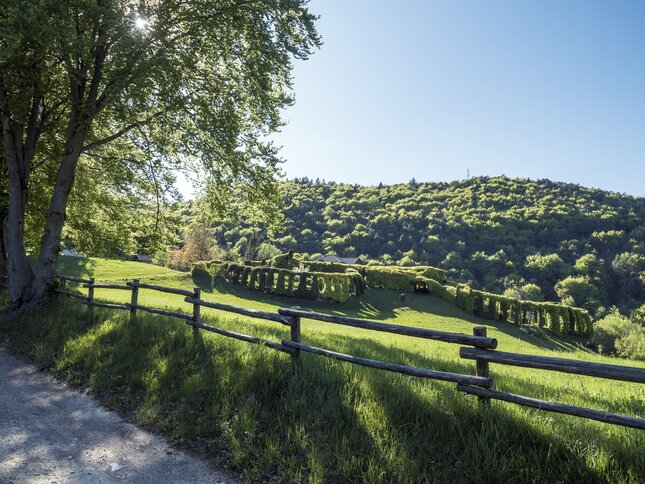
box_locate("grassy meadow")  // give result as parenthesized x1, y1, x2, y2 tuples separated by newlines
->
(1, 256, 644, 482)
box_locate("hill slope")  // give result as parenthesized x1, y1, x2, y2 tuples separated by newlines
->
(7, 256, 639, 481)
(207, 176, 645, 314)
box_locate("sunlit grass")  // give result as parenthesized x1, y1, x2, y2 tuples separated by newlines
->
(0, 256, 641, 481)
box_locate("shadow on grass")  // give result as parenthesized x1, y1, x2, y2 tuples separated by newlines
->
(194, 278, 401, 321)
(53, 256, 96, 279)
(194, 278, 584, 355)
(4, 298, 642, 482)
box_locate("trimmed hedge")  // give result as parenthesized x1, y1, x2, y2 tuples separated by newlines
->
(445, 287, 594, 337)
(304, 262, 448, 285)
(200, 261, 365, 303)
(191, 254, 592, 336)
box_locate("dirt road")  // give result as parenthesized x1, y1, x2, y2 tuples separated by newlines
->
(0, 346, 234, 483)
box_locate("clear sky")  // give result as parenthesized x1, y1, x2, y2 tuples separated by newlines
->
(268, 0, 645, 196)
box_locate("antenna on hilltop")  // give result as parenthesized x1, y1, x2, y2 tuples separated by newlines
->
(467, 169, 470, 179)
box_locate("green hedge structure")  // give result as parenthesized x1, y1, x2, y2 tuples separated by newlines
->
(192, 253, 593, 335)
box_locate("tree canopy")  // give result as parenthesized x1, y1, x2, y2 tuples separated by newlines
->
(1, 0, 320, 306)
(195, 176, 645, 316)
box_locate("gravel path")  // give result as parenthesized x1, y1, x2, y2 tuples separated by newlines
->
(0, 346, 234, 483)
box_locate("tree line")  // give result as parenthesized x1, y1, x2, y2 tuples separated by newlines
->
(195, 176, 645, 318)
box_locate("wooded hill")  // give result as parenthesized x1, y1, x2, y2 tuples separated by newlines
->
(206, 176, 645, 316)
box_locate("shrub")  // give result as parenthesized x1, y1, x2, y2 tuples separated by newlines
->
(615, 326, 645, 361)
(362, 266, 420, 292)
(545, 304, 562, 334)
(592, 308, 645, 360)
(191, 262, 212, 287)
(270, 252, 300, 269)
(195, 259, 363, 303)
(592, 309, 629, 354)
(632, 304, 645, 326)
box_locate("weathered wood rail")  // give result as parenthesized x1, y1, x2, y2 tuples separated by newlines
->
(56, 274, 645, 431)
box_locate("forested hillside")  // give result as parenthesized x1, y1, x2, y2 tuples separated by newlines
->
(205, 176, 645, 316)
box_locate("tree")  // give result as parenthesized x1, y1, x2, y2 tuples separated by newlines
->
(525, 253, 570, 295)
(574, 253, 603, 277)
(257, 242, 281, 260)
(503, 283, 543, 302)
(1, 0, 320, 307)
(555, 275, 603, 313)
(610, 252, 645, 309)
(0, 155, 6, 286)
(180, 175, 645, 311)
(169, 223, 222, 271)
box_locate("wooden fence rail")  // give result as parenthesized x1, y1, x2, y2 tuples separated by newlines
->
(460, 347, 645, 384)
(277, 307, 498, 349)
(457, 346, 645, 430)
(281, 340, 493, 387)
(457, 384, 645, 430)
(55, 274, 645, 431)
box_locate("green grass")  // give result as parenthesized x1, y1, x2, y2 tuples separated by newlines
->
(1, 256, 643, 482)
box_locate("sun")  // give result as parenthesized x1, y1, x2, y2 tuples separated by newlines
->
(134, 16, 148, 30)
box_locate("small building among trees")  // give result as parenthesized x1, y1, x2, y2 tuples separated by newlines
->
(131, 253, 153, 264)
(316, 254, 359, 264)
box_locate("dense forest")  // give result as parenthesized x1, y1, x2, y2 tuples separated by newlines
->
(198, 176, 644, 317)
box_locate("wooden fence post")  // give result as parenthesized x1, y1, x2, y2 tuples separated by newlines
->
(192, 287, 201, 328)
(130, 279, 139, 322)
(59, 276, 66, 293)
(290, 306, 301, 358)
(87, 277, 95, 321)
(473, 326, 490, 404)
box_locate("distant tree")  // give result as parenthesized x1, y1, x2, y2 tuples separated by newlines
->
(574, 253, 605, 279)
(520, 283, 544, 301)
(503, 283, 543, 301)
(591, 230, 626, 257)
(555, 275, 603, 313)
(275, 235, 299, 252)
(399, 253, 417, 267)
(169, 223, 220, 271)
(257, 242, 281, 260)
(186, 176, 645, 311)
(525, 253, 570, 295)
(243, 233, 262, 260)
(611, 252, 645, 308)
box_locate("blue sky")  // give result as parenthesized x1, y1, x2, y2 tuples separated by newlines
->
(268, 0, 645, 196)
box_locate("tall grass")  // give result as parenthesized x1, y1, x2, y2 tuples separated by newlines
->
(1, 298, 643, 483)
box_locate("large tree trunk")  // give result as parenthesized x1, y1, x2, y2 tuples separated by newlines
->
(0, 177, 7, 287)
(31, 131, 85, 300)
(1, 116, 34, 306)
(0, 213, 7, 288)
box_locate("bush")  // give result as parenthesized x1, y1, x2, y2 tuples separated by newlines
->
(616, 326, 645, 361)
(592, 308, 645, 360)
(632, 304, 645, 326)
(191, 262, 212, 287)
(270, 252, 300, 269)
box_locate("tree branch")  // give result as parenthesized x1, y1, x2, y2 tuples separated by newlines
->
(80, 122, 141, 152)
(80, 111, 164, 152)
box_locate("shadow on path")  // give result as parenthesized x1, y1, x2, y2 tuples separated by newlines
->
(0, 346, 233, 484)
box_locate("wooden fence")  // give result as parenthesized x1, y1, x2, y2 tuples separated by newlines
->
(56, 274, 645, 431)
